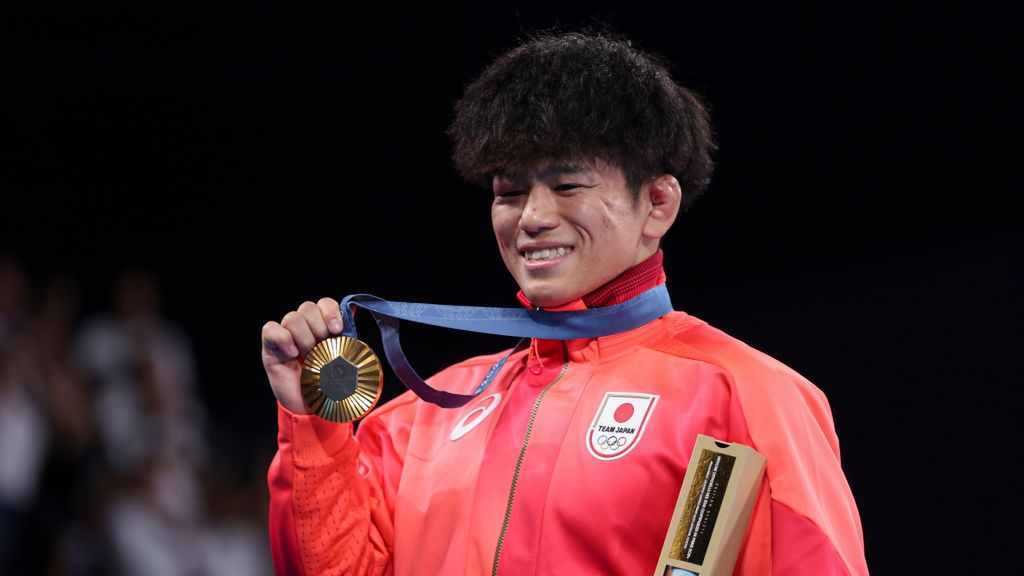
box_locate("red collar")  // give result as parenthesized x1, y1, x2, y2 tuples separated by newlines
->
(515, 250, 667, 310)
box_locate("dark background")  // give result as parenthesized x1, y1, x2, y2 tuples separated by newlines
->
(3, 3, 1020, 573)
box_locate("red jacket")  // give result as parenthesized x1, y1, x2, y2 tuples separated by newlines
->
(268, 254, 868, 575)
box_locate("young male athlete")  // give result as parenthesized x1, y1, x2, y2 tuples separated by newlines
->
(262, 31, 868, 575)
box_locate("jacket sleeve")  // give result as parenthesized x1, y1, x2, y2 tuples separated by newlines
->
(733, 368, 869, 576)
(268, 398, 412, 576)
(657, 324, 868, 575)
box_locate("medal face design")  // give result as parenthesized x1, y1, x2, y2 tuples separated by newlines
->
(450, 393, 503, 441)
(586, 392, 659, 460)
(301, 336, 383, 423)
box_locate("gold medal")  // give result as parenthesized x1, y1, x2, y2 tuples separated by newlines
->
(300, 336, 383, 423)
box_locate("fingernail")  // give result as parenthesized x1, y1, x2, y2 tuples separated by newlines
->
(288, 346, 299, 357)
(330, 319, 342, 333)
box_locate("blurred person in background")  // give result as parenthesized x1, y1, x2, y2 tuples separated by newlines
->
(29, 273, 111, 575)
(73, 267, 209, 574)
(74, 267, 207, 476)
(72, 266, 270, 575)
(0, 254, 51, 576)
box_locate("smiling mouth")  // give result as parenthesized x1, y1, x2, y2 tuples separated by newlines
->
(522, 246, 574, 262)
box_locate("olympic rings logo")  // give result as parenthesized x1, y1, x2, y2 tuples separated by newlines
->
(596, 434, 627, 451)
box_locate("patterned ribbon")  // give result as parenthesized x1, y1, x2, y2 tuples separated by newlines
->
(339, 284, 673, 408)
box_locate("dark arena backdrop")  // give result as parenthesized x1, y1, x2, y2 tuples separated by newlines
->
(2, 4, 1019, 574)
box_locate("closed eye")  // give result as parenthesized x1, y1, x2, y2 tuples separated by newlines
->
(495, 183, 592, 198)
(555, 183, 594, 193)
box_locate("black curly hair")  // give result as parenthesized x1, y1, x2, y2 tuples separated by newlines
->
(448, 30, 716, 210)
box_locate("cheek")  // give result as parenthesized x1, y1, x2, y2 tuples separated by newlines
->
(579, 200, 626, 237)
(596, 195, 632, 228)
(491, 211, 517, 246)
(603, 192, 646, 221)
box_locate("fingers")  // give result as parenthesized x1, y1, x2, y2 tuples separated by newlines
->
(262, 320, 299, 362)
(316, 297, 344, 335)
(281, 309, 317, 355)
(297, 300, 331, 342)
(262, 298, 343, 366)
(264, 298, 343, 359)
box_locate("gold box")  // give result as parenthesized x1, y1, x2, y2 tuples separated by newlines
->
(653, 435, 766, 576)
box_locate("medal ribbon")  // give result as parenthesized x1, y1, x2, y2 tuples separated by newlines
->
(339, 284, 673, 408)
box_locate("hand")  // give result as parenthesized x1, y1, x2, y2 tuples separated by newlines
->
(261, 298, 345, 414)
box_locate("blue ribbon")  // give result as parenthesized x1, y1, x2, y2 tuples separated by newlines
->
(339, 284, 673, 408)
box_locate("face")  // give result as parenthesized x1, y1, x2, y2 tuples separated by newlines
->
(491, 160, 658, 308)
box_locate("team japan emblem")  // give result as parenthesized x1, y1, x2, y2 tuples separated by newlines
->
(586, 392, 659, 460)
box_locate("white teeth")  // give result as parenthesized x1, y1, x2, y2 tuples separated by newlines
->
(524, 247, 573, 261)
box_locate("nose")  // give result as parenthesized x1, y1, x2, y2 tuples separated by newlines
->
(519, 186, 560, 234)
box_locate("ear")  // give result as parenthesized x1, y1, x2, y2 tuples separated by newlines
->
(642, 174, 682, 240)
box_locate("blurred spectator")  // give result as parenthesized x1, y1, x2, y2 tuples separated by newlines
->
(0, 255, 51, 575)
(35, 274, 92, 449)
(74, 267, 210, 574)
(1, 258, 269, 574)
(74, 267, 208, 475)
(31, 274, 111, 575)
(198, 470, 270, 576)
(105, 456, 205, 576)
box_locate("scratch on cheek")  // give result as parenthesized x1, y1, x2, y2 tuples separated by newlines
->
(598, 197, 617, 228)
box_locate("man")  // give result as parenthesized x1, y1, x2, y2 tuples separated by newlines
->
(262, 31, 868, 575)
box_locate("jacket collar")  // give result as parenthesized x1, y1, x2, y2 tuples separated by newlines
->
(515, 249, 666, 311)
(515, 250, 669, 378)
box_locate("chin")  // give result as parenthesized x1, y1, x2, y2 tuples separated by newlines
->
(530, 296, 566, 308)
(522, 288, 578, 308)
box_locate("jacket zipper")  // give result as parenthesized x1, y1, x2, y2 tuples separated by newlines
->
(492, 341, 569, 576)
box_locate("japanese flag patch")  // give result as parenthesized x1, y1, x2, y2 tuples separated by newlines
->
(586, 392, 659, 460)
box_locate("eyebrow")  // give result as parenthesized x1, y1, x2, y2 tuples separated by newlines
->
(495, 164, 591, 183)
